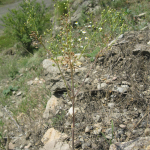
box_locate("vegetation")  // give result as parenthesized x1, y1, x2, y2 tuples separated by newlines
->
(1, 0, 51, 53)
(0, 0, 150, 149)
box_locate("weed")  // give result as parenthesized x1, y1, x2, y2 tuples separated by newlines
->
(101, 120, 114, 145)
(0, 120, 5, 149)
(0, 34, 16, 51)
(3, 86, 18, 96)
(52, 110, 66, 126)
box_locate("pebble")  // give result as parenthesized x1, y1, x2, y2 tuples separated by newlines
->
(108, 103, 115, 108)
(97, 83, 107, 90)
(119, 124, 126, 129)
(82, 142, 91, 149)
(85, 126, 92, 133)
(145, 128, 150, 136)
(17, 91, 22, 96)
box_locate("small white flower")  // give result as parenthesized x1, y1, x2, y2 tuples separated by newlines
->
(85, 37, 88, 40)
(89, 22, 92, 24)
(78, 38, 82, 41)
(82, 31, 86, 34)
(75, 22, 78, 25)
(88, 25, 91, 28)
(99, 27, 103, 31)
(80, 45, 83, 48)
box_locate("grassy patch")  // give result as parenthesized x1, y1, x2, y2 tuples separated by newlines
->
(0, 34, 16, 51)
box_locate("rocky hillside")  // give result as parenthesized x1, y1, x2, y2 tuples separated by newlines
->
(1, 25, 150, 150)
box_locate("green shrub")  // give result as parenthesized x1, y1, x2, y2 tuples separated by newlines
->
(1, 0, 49, 53)
(3, 86, 18, 96)
(57, 1, 68, 15)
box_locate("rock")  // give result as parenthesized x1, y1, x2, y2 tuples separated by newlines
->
(72, 0, 82, 10)
(16, 91, 22, 96)
(9, 142, 15, 150)
(82, 142, 91, 150)
(122, 81, 131, 86)
(146, 145, 150, 150)
(88, 5, 101, 15)
(133, 44, 150, 56)
(71, 1, 91, 25)
(119, 124, 126, 129)
(74, 140, 82, 148)
(67, 107, 84, 116)
(97, 83, 107, 90)
(145, 128, 150, 136)
(27, 80, 33, 85)
(24, 143, 32, 149)
(39, 141, 70, 150)
(106, 134, 113, 140)
(85, 126, 92, 133)
(109, 136, 150, 150)
(113, 86, 128, 93)
(43, 59, 60, 75)
(93, 115, 101, 122)
(75, 53, 85, 62)
(41, 128, 68, 145)
(43, 95, 59, 119)
(93, 128, 102, 135)
(108, 103, 115, 109)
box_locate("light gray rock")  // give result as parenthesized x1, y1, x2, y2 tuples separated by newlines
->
(43, 59, 60, 75)
(97, 83, 107, 90)
(109, 136, 150, 150)
(93, 128, 102, 135)
(16, 91, 22, 96)
(108, 103, 115, 109)
(114, 86, 129, 93)
(85, 126, 91, 133)
(43, 95, 59, 119)
(82, 142, 91, 150)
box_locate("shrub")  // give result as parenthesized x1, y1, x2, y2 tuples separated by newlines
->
(3, 86, 18, 96)
(1, 0, 49, 53)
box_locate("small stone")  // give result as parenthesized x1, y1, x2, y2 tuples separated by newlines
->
(82, 142, 91, 149)
(116, 87, 128, 93)
(27, 80, 33, 85)
(105, 79, 112, 84)
(85, 126, 92, 133)
(106, 134, 112, 139)
(9, 142, 15, 150)
(35, 77, 39, 81)
(17, 91, 22, 96)
(97, 83, 107, 90)
(108, 103, 115, 109)
(146, 145, 150, 150)
(94, 78, 98, 83)
(145, 128, 150, 136)
(84, 78, 90, 83)
(93, 128, 102, 135)
(25, 131, 31, 140)
(119, 124, 126, 129)
(122, 81, 131, 86)
(12, 91, 16, 95)
(74, 140, 82, 148)
(24, 143, 32, 149)
(112, 76, 117, 81)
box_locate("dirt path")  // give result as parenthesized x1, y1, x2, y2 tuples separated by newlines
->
(0, 0, 53, 34)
